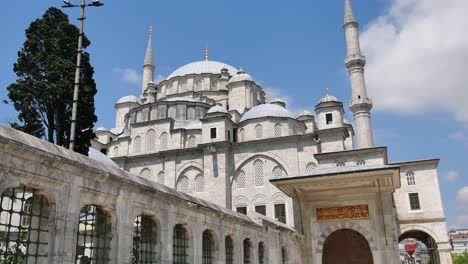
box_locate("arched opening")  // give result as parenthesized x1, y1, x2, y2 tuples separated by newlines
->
(258, 242, 265, 264)
(322, 229, 373, 264)
(225, 236, 234, 264)
(243, 238, 251, 264)
(173, 224, 188, 264)
(132, 215, 158, 263)
(0, 186, 51, 263)
(399, 230, 440, 264)
(75, 204, 112, 263)
(202, 230, 214, 264)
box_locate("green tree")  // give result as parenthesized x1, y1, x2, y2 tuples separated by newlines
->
(6, 7, 97, 155)
(453, 252, 468, 264)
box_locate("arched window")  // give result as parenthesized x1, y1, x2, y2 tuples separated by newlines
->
(258, 242, 265, 264)
(134, 136, 142, 153)
(357, 160, 366, 166)
(406, 171, 416, 185)
(202, 230, 214, 263)
(113, 146, 119, 156)
(194, 174, 204, 193)
(254, 160, 264, 187)
(168, 106, 176, 119)
(173, 224, 188, 263)
(157, 171, 165, 185)
(273, 166, 283, 178)
(225, 236, 234, 264)
(306, 162, 317, 172)
(160, 132, 168, 150)
(236, 170, 246, 189)
(274, 123, 283, 137)
(255, 124, 263, 139)
(187, 135, 197, 148)
(0, 187, 50, 263)
(76, 205, 112, 263)
(140, 168, 152, 180)
(133, 215, 158, 263)
(239, 128, 245, 142)
(187, 108, 196, 120)
(146, 129, 156, 152)
(177, 176, 189, 193)
(281, 247, 288, 264)
(243, 239, 251, 264)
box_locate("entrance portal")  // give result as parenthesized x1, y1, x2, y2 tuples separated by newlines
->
(399, 230, 440, 264)
(322, 229, 373, 264)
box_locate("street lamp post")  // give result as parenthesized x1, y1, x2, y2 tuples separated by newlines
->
(62, 0, 103, 151)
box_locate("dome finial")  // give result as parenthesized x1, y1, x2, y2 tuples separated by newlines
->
(326, 87, 330, 96)
(205, 44, 209, 61)
(150, 25, 153, 37)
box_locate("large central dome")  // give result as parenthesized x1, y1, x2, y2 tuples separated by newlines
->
(167, 61, 238, 79)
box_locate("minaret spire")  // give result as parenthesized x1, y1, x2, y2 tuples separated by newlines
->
(343, 0, 374, 149)
(205, 44, 209, 61)
(142, 25, 155, 95)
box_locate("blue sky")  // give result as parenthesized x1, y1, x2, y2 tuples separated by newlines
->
(1, 0, 467, 229)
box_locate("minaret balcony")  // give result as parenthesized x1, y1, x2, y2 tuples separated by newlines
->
(349, 98, 373, 113)
(345, 54, 366, 68)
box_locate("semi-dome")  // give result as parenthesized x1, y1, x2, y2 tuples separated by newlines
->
(240, 104, 295, 122)
(116, 95, 142, 105)
(95, 126, 108, 132)
(207, 105, 229, 114)
(167, 61, 238, 79)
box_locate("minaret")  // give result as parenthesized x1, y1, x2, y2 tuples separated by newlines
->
(344, 0, 374, 148)
(142, 25, 155, 95)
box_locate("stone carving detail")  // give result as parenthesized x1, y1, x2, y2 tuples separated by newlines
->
(316, 204, 369, 221)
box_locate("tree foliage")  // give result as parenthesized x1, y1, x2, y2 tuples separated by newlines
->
(6, 7, 97, 155)
(453, 252, 468, 264)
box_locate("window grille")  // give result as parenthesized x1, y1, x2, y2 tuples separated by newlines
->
(113, 146, 119, 156)
(137, 111, 143, 123)
(0, 187, 50, 263)
(225, 236, 234, 264)
(177, 176, 189, 193)
(258, 242, 265, 264)
(281, 247, 287, 264)
(160, 133, 168, 150)
(255, 205, 266, 216)
(140, 168, 152, 180)
(187, 136, 197, 148)
(202, 231, 214, 264)
(326, 113, 333, 125)
(409, 193, 421, 210)
(275, 204, 286, 224)
(146, 130, 156, 152)
(239, 128, 245, 142)
(150, 108, 158, 120)
(236, 171, 246, 189)
(168, 106, 177, 119)
(274, 123, 283, 137)
(407, 171, 416, 186)
(134, 136, 142, 154)
(273, 166, 283, 178)
(254, 160, 264, 187)
(357, 160, 366, 166)
(75, 205, 112, 264)
(173, 224, 188, 264)
(195, 174, 204, 193)
(210, 128, 217, 139)
(255, 124, 263, 139)
(187, 108, 196, 121)
(157, 171, 165, 185)
(132, 215, 157, 264)
(243, 239, 251, 264)
(236, 207, 247, 215)
(306, 162, 317, 172)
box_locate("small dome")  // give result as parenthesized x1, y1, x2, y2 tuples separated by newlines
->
(240, 104, 295, 122)
(167, 61, 238, 79)
(96, 126, 108, 132)
(88, 148, 119, 168)
(298, 109, 314, 117)
(271, 98, 287, 108)
(319, 89, 339, 103)
(229, 69, 254, 83)
(116, 95, 142, 105)
(207, 105, 228, 114)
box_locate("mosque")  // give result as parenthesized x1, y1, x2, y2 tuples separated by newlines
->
(0, 0, 452, 263)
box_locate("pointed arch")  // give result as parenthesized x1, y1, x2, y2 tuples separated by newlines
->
(146, 129, 156, 152)
(176, 175, 189, 193)
(160, 132, 168, 150)
(274, 123, 283, 137)
(133, 136, 142, 153)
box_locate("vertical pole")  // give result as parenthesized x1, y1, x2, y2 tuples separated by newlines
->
(69, 0, 86, 150)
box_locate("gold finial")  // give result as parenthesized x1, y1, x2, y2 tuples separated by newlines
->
(205, 44, 209, 61)
(150, 25, 153, 37)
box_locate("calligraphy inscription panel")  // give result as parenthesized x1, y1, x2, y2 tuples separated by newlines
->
(316, 205, 369, 221)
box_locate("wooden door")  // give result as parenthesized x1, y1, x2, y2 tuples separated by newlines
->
(322, 229, 373, 264)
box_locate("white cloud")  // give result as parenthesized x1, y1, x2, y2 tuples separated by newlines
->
(457, 186, 468, 210)
(449, 215, 468, 230)
(449, 131, 468, 147)
(114, 68, 142, 86)
(263, 87, 292, 106)
(360, 0, 468, 125)
(445, 170, 460, 182)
